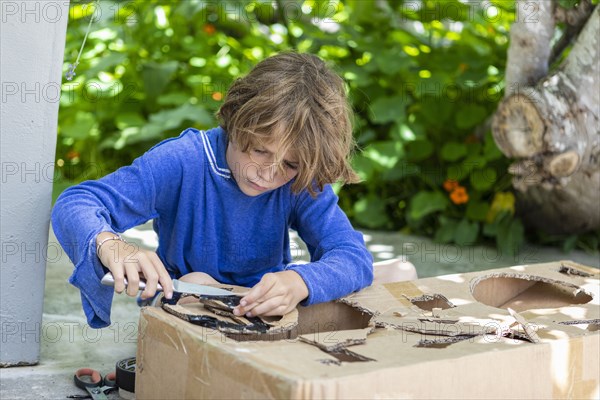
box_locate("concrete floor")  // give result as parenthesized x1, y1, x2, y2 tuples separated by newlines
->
(1, 223, 598, 399)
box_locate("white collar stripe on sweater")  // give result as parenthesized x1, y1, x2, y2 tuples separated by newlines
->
(200, 130, 231, 179)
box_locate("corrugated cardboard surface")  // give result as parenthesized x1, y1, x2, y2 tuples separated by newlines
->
(136, 261, 600, 399)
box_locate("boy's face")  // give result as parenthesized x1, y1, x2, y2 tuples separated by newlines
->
(226, 139, 299, 196)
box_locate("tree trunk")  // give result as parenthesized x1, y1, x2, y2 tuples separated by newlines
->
(492, 2, 599, 234)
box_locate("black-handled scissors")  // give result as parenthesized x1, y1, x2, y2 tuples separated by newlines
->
(67, 368, 116, 399)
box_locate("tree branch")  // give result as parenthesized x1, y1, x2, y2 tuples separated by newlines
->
(550, 0, 595, 65)
(504, 0, 555, 96)
(554, 0, 593, 24)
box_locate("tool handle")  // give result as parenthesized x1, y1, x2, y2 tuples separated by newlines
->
(100, 272, 163, 291)
(74, 368, 102, 389)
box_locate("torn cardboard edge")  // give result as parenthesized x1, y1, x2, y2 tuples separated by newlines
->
(296, 324, 378, 362)
(161, 290, 299, 335)
(374, 314, 494, 336)
(299, 328, 377, 364)
(558, 262, 596, 278)
(376, 312, 543, 346)
(558, 319, 600, 326)
(314, 265, 598, 349)
(469, 271, 595, 313)
(298, 326, 375, 352)
(506, 307, 541, 343)
(469, 272, 591, 299)
(326, 348, 376, 363)
(407, 293, 456, 311)
(416, 334, 476, 348)
(557, 319, 600, 331)
(158, 261, 597, 350)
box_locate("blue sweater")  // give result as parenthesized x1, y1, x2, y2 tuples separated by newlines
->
(52, 127, 373, 328)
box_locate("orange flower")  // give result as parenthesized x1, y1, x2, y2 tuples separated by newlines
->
(450, 186, 469, 205)
(66, 150, 80, 160)
(203, 24, 216, 35)
(443, 179, 459, 192)
(464, 134, 479, 144)
(211, 91, 223, 101)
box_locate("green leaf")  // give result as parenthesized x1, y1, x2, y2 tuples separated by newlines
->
(60, 112, 96, 139)
(455, 219, 479, 246)
(352, 154, 376, 181)
(434, 218, 458, 243)
(369, 95, 407, 124)
(117, 104, 214, 148)
(383, 161, 420, 181)
(483, 222, 497, 237)
(470, 167, 497, 191)
(347, 0, 376, 23)
(406, 140, 434, 162)
(375, 53, 414, 75)
(558, 0, 579, 9)
(466, 142, 483, 157)
(455, 104, 487, 129)
(483, 210, 511, 237)
(562, 235, 578, 252)
(409, 191, 448, 220)
(113, 127, 143, 150)
(142, 61, 179, 99)
(85, 53, 127, 78)
(354, 196, 388, 229)
(448, 156, 488, 181)
(466, 201, 490, 221)
(419, 99, 452, 127)
(441, 142, 468, 161)
(356, 128, 377, 145)
(483, 131, 503, 161)
(115, 112, 146, 130)
(157, 92, 193, 106)
(497, 218, 524, 257)
(362, 141, 403, 169)
(147, 103, 213, 129)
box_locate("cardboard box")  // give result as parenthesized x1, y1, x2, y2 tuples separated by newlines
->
(136, 261, 600, 399)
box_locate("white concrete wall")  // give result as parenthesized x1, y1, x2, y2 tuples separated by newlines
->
(1, 0, 70, 365)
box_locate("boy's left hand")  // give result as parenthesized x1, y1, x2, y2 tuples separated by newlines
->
(233, 270, 308, 317)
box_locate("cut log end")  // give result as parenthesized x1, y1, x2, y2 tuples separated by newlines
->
(492, 93, 545, 158)
(546, 151, 581, 177)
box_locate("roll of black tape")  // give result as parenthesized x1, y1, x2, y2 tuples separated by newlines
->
(116, 356, 136, 393)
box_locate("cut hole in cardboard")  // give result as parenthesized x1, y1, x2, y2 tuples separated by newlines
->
(228, 301, 373, 342)
(471, 274, 593, 312)
(410, 294, 455, 311)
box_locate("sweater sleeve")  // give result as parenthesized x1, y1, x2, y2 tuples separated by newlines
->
(51, 135, 184, 328)
(286, 185, 373, 306)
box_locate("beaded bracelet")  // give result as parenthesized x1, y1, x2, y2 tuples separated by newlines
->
(96, 235, 127, 258)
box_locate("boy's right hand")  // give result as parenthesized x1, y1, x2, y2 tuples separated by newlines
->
(95, 231, 173, 300)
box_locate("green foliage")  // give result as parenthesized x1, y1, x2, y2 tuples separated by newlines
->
(408, 191, 447, 221)
(334, 0, 525, 254)
(58, 0, 594, 254)
(557, 0, 581, 8)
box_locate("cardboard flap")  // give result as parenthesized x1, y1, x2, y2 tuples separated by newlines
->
(161, 290, 298, 335)
(298, 326, 375, 352)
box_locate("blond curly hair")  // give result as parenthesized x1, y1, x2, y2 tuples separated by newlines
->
(217, 52, 360, 196)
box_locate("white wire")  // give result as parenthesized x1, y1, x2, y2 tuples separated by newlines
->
(66, 5, 97, 80)
(74, 9, 96, 66)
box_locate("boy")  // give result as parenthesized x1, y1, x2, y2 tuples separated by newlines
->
(52, 52, 415, 329)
